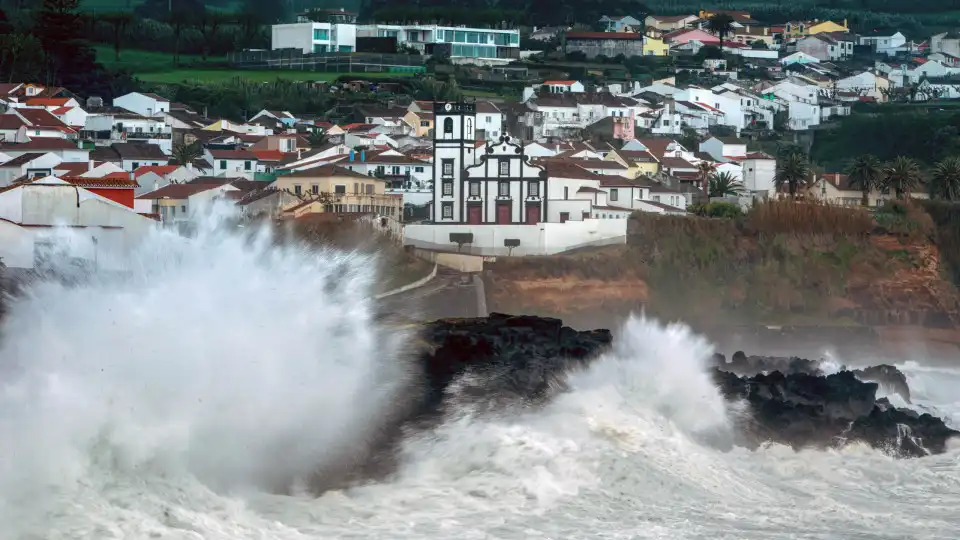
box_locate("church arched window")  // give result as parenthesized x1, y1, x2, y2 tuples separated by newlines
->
(443, 117, 454, 135)
(465, 117, 473, 136)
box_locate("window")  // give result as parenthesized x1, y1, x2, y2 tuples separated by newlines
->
(528, 181, 539, 197)
(181, 205, 186, 213)
(415, 166, 424, 173)
(442, 179, 453, 196)
(294, 185, 302, 196)
(498, 181, 510, 197)
(334, 184, 346, 194)
(219, 160, 227, 170)
(421, 120, 430, 127)
(469, 181, 480, 197)
(311, 184, 319, 195)
(313, 29, 329, 40)
(132, 162, 139, 169)
(610, 188, 619, 201)
(353, 183, 359, 194)
(441, 202, 453, 218)
(486, 116, 491, 124)
(499, 159, 509, 176)
(564, 186, 569, 200)
(365, 184, 374, 194)
(244, 161, 251, 171)
(443, 117, 454, 134)
(442, 158, 454, 176)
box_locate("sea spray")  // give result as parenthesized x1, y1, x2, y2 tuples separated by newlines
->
(0, 208, 411, 533)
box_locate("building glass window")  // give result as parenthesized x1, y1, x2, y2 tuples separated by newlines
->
(365, 184, 374, 194)
(312, 184, 319, 194)
(443, 117, 454, 134)
(498, 181, 510, 197)
(469, 181, 480, 197)
(610, 188, 619, 201)
(294, 185, 302, 196)
(442, 179, 453, 196)
(442, 158, 454, 176)
(335, 184, 346, 194)
(415, 166, 424, 172)
(455, 31, 466, 42)
(441, 202, 453, 218)
(499, 159, 509, 176)
(528, 181, 539, 197)
(244, 161, 251, 171)
(219, 160, 226, 170)
(313, 29, 329, 40)
(132, 162, 139, 169)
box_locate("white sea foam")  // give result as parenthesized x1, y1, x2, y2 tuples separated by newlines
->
(0, 215, 958, 539)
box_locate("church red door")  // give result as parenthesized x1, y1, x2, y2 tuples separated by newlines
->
(496, 202, 511, 224)
(467, 205, 482, 224)
(525, 204, 540, 224)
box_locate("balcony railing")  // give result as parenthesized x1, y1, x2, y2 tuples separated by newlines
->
(121, 131, 172, 139)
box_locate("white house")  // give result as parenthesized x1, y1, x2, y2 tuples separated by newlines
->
(796, 34, 850, 62)
(741, 151, 776, 196)
(132, 164, 201, 196)
(835, 70, 889, 102)
(0, 138, 89, 162)
(112, 92, 171, 118)
(0, 152, 62, 186)
(0, 176, 157, 270)
(271, 21, 359, 53)
(476, 101, 504, 141)
(699, 136, 747, 162)
(780, 51, 820, 66)
(859, 31, 907, 56)
(205, 149, 259, 179)
(356, 24, 520, 65)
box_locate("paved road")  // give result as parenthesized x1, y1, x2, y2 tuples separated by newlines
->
(377, 269, 480, 321)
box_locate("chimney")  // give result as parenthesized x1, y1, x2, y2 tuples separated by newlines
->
(764, 27, 769, 36)
(88, 159, 94, 170)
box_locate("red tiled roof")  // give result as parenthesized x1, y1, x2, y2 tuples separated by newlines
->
(16, 108, 70, 129)
(661, 157, 696, 169)
(50, 106, 73, 115)
(134, 165, 179, 178)
(0, 115, 27, 130)
(577, 186, 605, 193)
(0, 137, 80, 151)
(25, 97, 71, 107)
(544, 80, 578, 85)
(58, 176, 138, 188)
(566, 31, 644, 40)
(251, 149, 285, 162)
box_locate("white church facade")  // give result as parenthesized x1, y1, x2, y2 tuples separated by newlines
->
(403, 101, 629, 256)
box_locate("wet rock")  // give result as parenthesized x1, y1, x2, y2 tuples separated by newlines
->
(852, 364, 912, 403)
(719, 353, 824, 377)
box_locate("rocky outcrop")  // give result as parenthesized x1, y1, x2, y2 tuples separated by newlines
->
(852, 364, 912, 403)
(711, 351, 824, 376)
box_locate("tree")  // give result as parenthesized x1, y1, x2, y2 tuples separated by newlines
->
(696, 160, 717, 202)
(195, 8, 227, 61)
(34, 0, 86, 85)
(165, 9, 191, 64)
(883, 155, 922, 200)
(846, 154, 883, 207)
(0, 32, 43, 83)
(307, 130, 326, 147)
(100, 12, 133, 62)
(708, 171, 744, 197)
(706, 13, 735, 49)
(930, 156, 960, 201)
(171, 141, 204, 169)
(775, 150, 810, 199)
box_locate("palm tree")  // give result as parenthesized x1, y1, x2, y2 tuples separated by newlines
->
(707, 13, 735, 49)
(775, 150, 810, 199)
(171, 141, 204, 169)
(930, 156, 960, 201)
(846, 154, 883, 207)
(307, 130, 326, 148)
(696, 160, 717, 201)
(883, 156, 922, 200)
(708, 171, 744, 197)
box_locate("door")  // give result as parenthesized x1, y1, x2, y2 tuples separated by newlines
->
(559, 212, 570, 223)
(497, 202, 511, 224)
(525, 204, 540, 225)
(467, 205, 482, 224)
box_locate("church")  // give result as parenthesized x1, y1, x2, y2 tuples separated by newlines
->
(429, 101, 548, 225)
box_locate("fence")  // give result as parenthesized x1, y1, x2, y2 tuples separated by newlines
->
(228, 50, 427, 74)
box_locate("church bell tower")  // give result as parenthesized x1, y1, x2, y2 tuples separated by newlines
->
(432, 101, 476, 223)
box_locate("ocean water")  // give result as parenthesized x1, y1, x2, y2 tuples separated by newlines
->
(0, 215, 958, 540)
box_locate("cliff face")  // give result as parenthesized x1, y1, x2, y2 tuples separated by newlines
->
(484, 210, 960, 357)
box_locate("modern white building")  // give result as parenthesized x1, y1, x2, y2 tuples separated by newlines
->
(357, 24, 520, 64)
(271, 21, 357, 53)
(112, 92, 170, 118)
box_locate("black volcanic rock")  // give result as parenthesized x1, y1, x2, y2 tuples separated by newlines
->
(717, 351, 824, 376)
(852, 364, 912, 403)
(713, 367, 957, 456)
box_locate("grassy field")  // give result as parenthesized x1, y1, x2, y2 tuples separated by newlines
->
(135, 69, 410, 84)
(93, 46, 224, 73)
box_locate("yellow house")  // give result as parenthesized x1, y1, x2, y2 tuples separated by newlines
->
(699, 9, 751, 20)
(808, 19, 848, 34)
(403, 110, 434, 137)
(605, 148, 659, 177)
(643, 36, 669, 56)
(272, 164, 402, 217)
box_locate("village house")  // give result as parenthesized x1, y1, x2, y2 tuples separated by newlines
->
(0, 137, 89, 162)
(563, 31, 646, 58)
(132, 164, 201, 196)
(112, 92, 171, 118)
(204, 148, 259, 179)
(134, 178, 254, 225)
(0, 152, 62, 186)
(803, 173, 929, 206)
(859, 31, 907, 56)
(796, 34, 853, 62)
(91, 142, 168, 172)
(599, 15, 643, 33)
(270, 164, 401, 217)
(82, 106, 172, 152)
(645, 14, 699, 34)
(7, 108, 77, 140)
(0, 175, 156, 270)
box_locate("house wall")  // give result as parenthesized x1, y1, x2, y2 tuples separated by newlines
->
(742, 157, 776, 194)
(113, 93, 169, 117)
(403, 218, 627, 256)
(565, 37, 644, 59)
(0, 218, 34, 268)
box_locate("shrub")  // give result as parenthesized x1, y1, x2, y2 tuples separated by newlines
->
(873, 200, 935, 239)
(742, 200, 874, 237)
